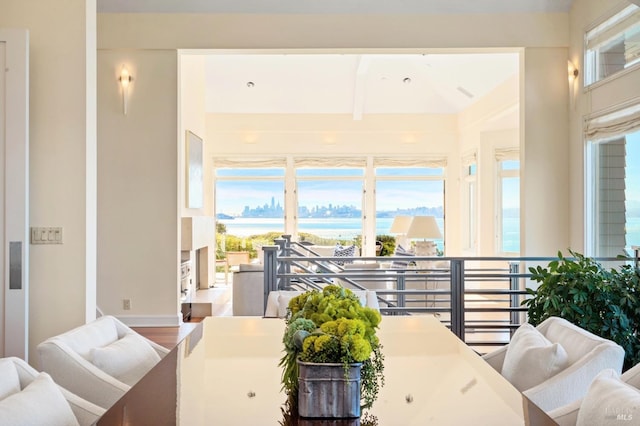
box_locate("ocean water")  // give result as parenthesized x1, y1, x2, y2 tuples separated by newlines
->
(219, 217, 640, 253)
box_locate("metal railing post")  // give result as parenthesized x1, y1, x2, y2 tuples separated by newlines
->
(263, 246, 279, 313)
(396, 272, 406, 315)
(450, 259, 465, 341)
(275, 237, 288, 289)
(509, 262, 520, 337)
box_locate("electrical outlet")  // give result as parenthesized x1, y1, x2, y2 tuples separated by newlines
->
(123, 299, 131, 310)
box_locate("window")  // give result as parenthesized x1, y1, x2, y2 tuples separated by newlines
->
(496, 155, 520, 254)
(588, 130, 640, 257)
(586, 102, 640, 257)
(212, 157, 447, 254)
(295, 167, 364, 243)
(585, 4, 640, 86)
(214, 167, 285, 238)
(375, 166, 445, 253)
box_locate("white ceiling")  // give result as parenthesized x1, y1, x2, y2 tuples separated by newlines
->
(203, 53, 519, 115)
(97, 0, 574, 14)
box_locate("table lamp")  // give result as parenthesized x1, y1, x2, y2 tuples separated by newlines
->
(406, 215, 442, 256)
(389, 215, 413, 248)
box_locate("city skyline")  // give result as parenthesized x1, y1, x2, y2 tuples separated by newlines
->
(216, 196, 444, 219)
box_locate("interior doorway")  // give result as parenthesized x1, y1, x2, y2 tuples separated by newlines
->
(0, 29, 29, 360)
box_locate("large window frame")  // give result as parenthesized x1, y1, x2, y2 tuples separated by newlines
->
(214, 162, 287, 248)
(295, 166, 365, 244)
(584, 4, 640, 87)
(374, 165, 446, 253)
(586, 103, 640, 257)
(213, 156, 447, 254)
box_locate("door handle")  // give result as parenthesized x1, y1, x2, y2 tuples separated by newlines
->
(9, 241, 22, 290)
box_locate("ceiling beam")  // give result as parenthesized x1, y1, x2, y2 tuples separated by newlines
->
(352, 55, 371, 121)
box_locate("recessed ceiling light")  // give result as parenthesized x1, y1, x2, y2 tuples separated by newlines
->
(403, 77, 412, 84)
(246, 81, 255, 88)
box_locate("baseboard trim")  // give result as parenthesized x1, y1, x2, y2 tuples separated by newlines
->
(116, 314, 182, 327)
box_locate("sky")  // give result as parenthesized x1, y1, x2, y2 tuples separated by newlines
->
(216, 178, 444, 215)
(215, 133, 640, 217)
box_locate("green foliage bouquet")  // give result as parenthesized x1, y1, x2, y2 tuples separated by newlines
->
(279, 285, 385, 410)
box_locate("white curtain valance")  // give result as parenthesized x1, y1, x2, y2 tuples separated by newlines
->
(373, 157, 447, 168)
(294, 157, 366, 168)
(494, 148, 519, 161)
(212, 157, 287, 168)
(585, 102, 640, 142)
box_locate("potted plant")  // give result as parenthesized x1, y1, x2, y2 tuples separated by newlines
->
(523, 250, 640, 370)
(280, 285, 385, 419)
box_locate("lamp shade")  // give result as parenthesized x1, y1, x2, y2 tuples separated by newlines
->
(389, 215, 412, 234)
(406, 216, 442, 239)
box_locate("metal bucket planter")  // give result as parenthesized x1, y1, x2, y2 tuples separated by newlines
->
(297, 360, 361, 418)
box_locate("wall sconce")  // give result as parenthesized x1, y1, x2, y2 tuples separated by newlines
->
(568, 60, 579, 109)
(118, 66, 133, 115)
(568, 60, 579, 82)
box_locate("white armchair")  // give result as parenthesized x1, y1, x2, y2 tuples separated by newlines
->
(37, 315, 170, 409)
(483, 317, 625, 413)
(549, 363, 640, 425)
(0, 357, 105, 426)
(265, 289, 380, 318)
(232, 263, 265, 316)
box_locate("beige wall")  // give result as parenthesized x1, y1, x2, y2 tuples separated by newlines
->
(97, 14, 568, 50)
(97, 50, 179, 325)
(0, 0, 96, 364)
(522, 47, 570, 256)
(179, 54, 215, 288)
(568, 0, 640, 252)
(206, 113, 458, 156)
(180, 54, 210, 217)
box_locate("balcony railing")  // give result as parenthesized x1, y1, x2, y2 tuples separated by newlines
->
(263, 236, 637, 352)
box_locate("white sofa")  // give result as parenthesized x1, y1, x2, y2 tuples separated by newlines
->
(37, 315, 170, 409)
(0, 357, 105, 426)
(482, 317, 625, 413)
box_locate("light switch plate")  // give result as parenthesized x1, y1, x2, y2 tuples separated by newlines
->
(30, 227, 63, 244)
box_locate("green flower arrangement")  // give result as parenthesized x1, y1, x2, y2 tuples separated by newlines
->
(279, 285, 385, 411)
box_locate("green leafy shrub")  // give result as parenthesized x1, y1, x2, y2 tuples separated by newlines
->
(375, 235, 396, 256)
(523, 250, 640, 370)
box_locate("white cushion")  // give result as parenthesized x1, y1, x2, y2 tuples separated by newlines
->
(264, 291, 281, 318)
(278, 292, 298, 318)
(502, 323, 569, 391)
(333, 244, 356, 265)
(238, 263, 263, 272)
(90, 333, 161, 386)
(577, 369, 640, 426)
(391, 244, 415, 269)
(0, 358, 21, 400)
(60, 316, 120, 358)
(0, 372, 79, 426)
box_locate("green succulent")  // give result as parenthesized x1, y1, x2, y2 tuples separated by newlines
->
(279, 285, 385, 410)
